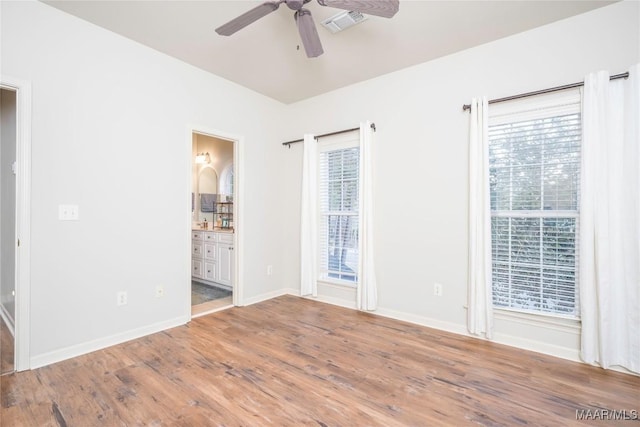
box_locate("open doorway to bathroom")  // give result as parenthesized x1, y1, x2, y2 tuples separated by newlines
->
(191, 132, 235, 317)
(0, 88, 17, 374)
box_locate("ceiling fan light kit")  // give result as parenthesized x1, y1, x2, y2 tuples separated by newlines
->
(215, 0, 399, 58)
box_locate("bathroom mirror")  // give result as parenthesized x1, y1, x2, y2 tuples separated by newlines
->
(199, 167, 218, 195)
(197, 167, 218, 222)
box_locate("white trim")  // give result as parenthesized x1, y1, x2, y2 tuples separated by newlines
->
(1, 76, 31, 372)
(317, 278, 357, 289)
(191, 304, 233, 318)
(187, 125, 244, 313)
(375, 307, 469, 336)
(242, 288, 295, 307)
(492, 331, 580, 362)
(304, 293, 357, 310)
(30, 315, 188, 369)
(234, 133, 244, 307)
(493, 307, 580, 333)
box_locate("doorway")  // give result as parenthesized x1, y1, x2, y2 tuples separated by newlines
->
(0, 77, 31, 373)
(0, 88, 16, 374)
(190, 130, 238, 317)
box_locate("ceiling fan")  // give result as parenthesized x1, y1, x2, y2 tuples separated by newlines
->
(215, 0, 400, 58)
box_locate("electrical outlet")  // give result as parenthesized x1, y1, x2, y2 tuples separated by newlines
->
(155, 286, 164, 298)
(434, 283, 443, 297)
(58, 204, 79, 221)
(267, 265, 273, 276)
(117, 291, 128, 306)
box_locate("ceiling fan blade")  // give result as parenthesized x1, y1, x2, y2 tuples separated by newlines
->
(317, 0, 399, 18)
(295, 9, 324, 58)
(216, 1, 281, 36)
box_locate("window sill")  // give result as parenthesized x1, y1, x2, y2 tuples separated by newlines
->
(317, 279, 357, 289)
(493, 307, 581, 334)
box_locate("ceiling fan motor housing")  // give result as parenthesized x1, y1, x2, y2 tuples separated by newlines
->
(286, 0, 311, 11)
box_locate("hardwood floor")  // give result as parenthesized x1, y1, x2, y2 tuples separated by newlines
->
(1, 295, 638, 426)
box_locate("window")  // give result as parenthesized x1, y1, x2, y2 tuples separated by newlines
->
(220, 164, 234, 196)
(488, 90, 581, 317)
(318, 134, 359, 284)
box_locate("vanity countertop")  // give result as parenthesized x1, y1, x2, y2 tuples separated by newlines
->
(192, 227, 234, 233)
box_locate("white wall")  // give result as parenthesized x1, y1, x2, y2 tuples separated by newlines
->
(0, 88, 16, 325)
(1, 0, 288, 366)
(280, 1, 640, 360)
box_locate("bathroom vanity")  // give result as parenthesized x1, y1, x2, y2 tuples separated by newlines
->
(191, 230, 234, 289)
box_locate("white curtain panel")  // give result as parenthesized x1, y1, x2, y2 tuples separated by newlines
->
(467, 97, 494, 339)
(580, 65, 640, 373)
(300, 134, 318, 297)
(357, 121, 378, 311)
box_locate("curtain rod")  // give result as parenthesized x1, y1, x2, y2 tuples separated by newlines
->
(462, 72, 629, 112)
(282, 123, 376, 148)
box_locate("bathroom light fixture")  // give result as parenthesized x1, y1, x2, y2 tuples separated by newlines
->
(195, 152, 211, 164)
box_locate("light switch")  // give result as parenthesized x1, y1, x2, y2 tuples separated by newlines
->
(59, 204, 79, 221)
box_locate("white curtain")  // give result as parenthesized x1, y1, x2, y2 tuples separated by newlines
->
(467, 97, 494, 339)
(580, 65, 640, 373)
(300, 134, 318, 297)
(357, 121, 378, 311)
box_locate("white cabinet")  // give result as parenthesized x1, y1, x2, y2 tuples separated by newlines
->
(191, 230, 234, 289)
(192, 259, 203, 279)
(216, 233, 234, 287)
(191, 231, 204, 279)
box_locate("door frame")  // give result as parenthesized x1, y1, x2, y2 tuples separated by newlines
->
(187, 125, 244, 314)
(1, 76, 32, 371)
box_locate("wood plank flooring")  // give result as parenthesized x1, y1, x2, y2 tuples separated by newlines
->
(1, 295, 638, 426)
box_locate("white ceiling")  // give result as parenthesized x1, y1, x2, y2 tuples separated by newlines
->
(43, 0, 615, 104)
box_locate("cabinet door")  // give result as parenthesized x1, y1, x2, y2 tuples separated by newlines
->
(192, 242, 204, 259)
(216, 243, 234, 286)
(192, 259, 203, 279)
(204, 261, 216, 281)
(204, 243, 216, 261)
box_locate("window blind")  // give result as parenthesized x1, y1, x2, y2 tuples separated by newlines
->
(318, 134, 360, 284)
(488, 90, 581, 317)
